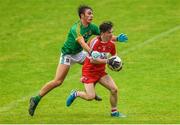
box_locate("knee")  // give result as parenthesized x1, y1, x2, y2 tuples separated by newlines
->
(86, 94, 95, 101)
(110, 87, 118, 95)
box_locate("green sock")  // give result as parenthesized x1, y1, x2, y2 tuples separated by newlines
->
(34, 95, 42, 103)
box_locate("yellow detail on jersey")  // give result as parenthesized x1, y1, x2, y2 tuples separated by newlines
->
(76, 22, 82, 38)
(76, 36, 84, 41)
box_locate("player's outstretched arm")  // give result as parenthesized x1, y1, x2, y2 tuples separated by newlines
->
(90, 57, 107, 64)
(112, 33, 128, 42)
(76, 36, 91, 53)
(76, 36, 101, 59)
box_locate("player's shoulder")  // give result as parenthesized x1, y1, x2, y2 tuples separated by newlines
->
(109, 40, 116, 46)
(89, 36, 99, 46)
(91, 36, 100, 43)
(70, 21, 80, 31)
(89, 23, 98, 28)
(89, 22, 97, 26)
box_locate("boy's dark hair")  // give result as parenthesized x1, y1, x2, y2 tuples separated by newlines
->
(99, 21, 113, 33)
(78, 5, 92, 18)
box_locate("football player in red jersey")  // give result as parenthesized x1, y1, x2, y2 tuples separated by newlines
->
(66, 21, 126, 118)
(28, 5, 128, 116)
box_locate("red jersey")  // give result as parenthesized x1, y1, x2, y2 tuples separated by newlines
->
(82, 37, 116, 75)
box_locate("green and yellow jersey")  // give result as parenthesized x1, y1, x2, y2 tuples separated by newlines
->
(61, 21, 100, 55)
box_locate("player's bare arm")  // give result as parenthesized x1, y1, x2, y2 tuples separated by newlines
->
(76, 36, 91, 53)
(89, 57, 107, 64)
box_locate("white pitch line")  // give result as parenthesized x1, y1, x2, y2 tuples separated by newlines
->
(121, 25, 180, 55)
(0, 92, 37, 113)
(0, 25, 180, 113)
(0, 71, 81, 113)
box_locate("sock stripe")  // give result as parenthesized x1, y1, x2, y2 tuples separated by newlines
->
(74, 91, 77, 97)
(111, 107, 117, 112)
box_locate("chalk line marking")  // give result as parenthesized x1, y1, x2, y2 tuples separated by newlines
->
(0, 25, 179, 113)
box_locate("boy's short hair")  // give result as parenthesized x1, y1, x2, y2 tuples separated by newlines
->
(99, 21, 113, 33)
(78, 5, 92, 18)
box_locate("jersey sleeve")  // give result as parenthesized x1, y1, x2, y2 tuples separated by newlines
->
(70, 23, 83, 41)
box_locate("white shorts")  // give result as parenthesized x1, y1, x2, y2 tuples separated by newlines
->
(59, 51, 88, 65)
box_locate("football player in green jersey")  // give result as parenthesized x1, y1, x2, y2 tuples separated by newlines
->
(29, 5, 128, 116)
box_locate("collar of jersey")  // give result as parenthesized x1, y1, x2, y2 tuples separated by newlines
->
(79, 20, 90, 29)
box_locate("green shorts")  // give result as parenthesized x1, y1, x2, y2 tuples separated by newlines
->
(59, 51, 87, 65)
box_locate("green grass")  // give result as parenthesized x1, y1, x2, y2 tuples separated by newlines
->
(0, 0, 180, 124)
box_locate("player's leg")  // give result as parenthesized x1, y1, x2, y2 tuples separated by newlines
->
(77, 83, 96, 100)
(29, 63, 70, 116)
(29, 54, 71, 116)
(99, 75, 126, 117)
(99, 75, 118, 107)
(75, 51, 102, 101)
(39, 64, 70, 96)
(66, 83, 95, 107)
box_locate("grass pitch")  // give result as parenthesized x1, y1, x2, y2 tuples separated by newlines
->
(0, 0, 180, 124)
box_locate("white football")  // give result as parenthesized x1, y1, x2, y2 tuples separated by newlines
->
(107, 56, 122, 72)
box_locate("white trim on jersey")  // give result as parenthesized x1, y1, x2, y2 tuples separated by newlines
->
(87, 37, 99, 59)
(89, 37, 98, 50)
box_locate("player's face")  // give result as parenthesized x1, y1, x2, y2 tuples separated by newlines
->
(82, 9, 93, 24)
(104, 28, 113, 41)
